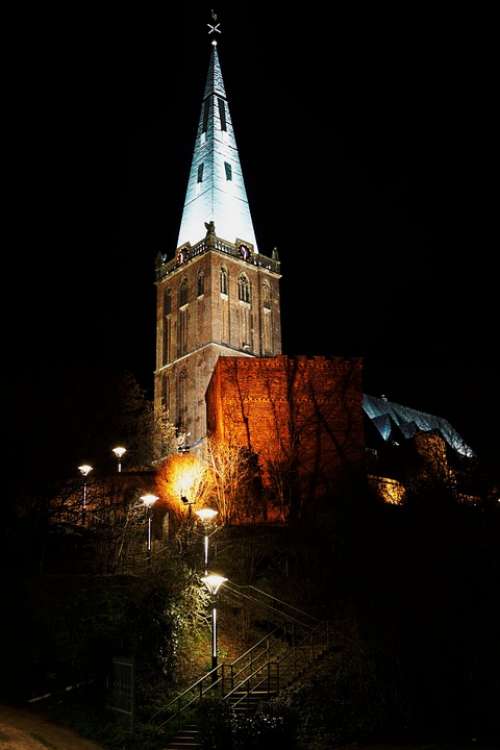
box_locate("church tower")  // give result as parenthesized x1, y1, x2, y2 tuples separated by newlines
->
(154, 33, 282, 443)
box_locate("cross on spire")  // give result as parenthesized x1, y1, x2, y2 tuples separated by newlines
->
(207, 9, 221, 45)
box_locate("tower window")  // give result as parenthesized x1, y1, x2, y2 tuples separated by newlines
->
(262, 282, 271, 309)
(178, 308, 188, 355)
(163, 287, 172, 316)
(220, 267, 228, 295)
(162, 318, 170, 365)
(202, 99, 210, 133)
(197, 163, 204, 184)
(176, 370, 187, 429)
(197, 271, 205, 297)
(161, 373, 169, 411)
(179, 278, 188, 307)
(224, 162, 232, 181)
(238, 274, 251, 303)
(218, 98, 227, 131)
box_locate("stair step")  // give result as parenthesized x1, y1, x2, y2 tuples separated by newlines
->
(164, 728, 201, 749)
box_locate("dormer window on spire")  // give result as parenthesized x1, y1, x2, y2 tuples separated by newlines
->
(218, 98, 227, 131)
(202, 99, 210, 133)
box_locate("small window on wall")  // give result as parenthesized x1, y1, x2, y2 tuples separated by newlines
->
(197, 271, 205, 297)
(179, 278, 188, 307)
(224, 162, 232, 181)
(197, 163, 204, 183)
(220, 267, 228, 295)
(218, 98, 227, 131)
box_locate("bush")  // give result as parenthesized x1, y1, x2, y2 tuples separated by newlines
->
(196, 699, 296, 750)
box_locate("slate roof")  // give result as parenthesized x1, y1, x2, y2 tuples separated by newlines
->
(177, 44, 258, 250)
(363, 394, 474, 458)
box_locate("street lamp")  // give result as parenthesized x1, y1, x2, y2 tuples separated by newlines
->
(112, 446, 127, 473)
(78, 464, 93, 509)
(202, 573, 227, 677)
(140, 494, 159, 555)
(195, 508, 218, 574)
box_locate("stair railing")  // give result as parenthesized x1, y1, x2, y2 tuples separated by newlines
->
(223, 620, 331, 710)
(223, 583, 314, 629)
(154, 627, 280, 729)
(152, 611, 330, 729)
(155, 662, 225, 729)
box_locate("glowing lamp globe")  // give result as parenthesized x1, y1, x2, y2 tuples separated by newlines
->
(201, 574, 227, 596)
(112, 446, 127, 459)
(78, 464, 93, 477)
(141, 494, 159, 509)
(195, 508, 218, 523)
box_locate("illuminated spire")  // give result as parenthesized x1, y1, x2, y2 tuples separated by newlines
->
(176, 35, 258, 251)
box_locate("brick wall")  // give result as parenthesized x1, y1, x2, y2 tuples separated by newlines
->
(206, 355, 364, 517)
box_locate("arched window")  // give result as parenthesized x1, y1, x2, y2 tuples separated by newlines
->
(238, 274, 251, 303)
(162, 318, 170, 365)
(161, 373, 169, 412)
(176, 370, 187, 429)
(263, 308, 272, 354)
(179, 278, 188, 307)
(220, 267, 228, 295)
(262, 282, 271, 309)
(163, 287, 172, 316)
(197, 271, 205, 297)
(178, 308, 188, 356)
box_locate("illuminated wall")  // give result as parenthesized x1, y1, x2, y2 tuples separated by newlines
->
(206, 355, 364, 518)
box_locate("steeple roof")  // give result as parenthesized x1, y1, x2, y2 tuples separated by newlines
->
(176, 44, 258, 251)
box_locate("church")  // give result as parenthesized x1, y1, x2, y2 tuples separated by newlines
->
(153, 31, 473, 508)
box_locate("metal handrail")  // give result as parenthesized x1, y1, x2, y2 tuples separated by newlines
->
(152, 627, 278, 725)
(157, 671, 225, 729)
(150, 662, 222, 722)
(230, 628, 279, 668)
(155, 620, 330, 728)
(246, 585, 320, 623)
(223, 660, 274, 702)
(223, 584, 312, 628)
(224, 620, 330, 706)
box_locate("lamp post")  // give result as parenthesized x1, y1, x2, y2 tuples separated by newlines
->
(78, 464, 93, 510)
(181, 494, 196, 519)
(201, 573, 227, 679)
(112, 446, 127, 473)
(195, 508, 218, 574)
(140, 494, 158, 559)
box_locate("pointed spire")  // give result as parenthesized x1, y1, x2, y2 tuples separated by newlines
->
(203, 45, 226, 100)
(176, 40, 258, 251)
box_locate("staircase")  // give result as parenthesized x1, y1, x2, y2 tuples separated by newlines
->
(164, 723, 200, 749)
(155, 589, 331, 745)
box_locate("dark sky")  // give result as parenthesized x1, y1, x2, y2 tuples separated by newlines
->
(4, 5, 498, 474)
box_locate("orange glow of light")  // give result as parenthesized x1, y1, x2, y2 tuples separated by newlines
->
(156, 453, 211, 514)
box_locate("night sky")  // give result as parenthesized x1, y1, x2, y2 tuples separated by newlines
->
(5, 5, 498, 477)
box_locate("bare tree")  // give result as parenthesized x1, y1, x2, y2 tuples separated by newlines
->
(205, 437, 253, 524)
